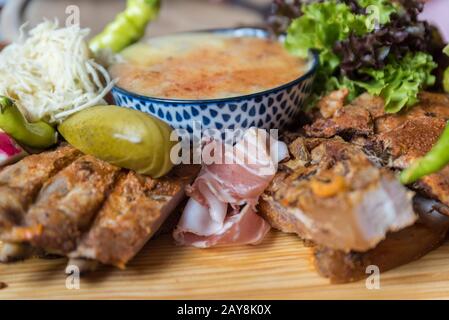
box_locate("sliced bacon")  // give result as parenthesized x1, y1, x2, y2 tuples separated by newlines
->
(174, 203, 271, 248)
(173, 128, 287, 248)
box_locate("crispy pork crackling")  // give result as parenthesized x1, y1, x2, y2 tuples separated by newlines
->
(259, 137, 417, 252)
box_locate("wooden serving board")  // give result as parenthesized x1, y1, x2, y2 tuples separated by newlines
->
(1, 231, 449, 300)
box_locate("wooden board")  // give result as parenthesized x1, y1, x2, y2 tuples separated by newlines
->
(1, 231, 449, 300)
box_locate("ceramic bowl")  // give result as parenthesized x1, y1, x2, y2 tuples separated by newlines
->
(111, 27, 318, 133)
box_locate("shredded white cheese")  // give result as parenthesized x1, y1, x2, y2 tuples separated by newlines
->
(0, 20, 116, 124)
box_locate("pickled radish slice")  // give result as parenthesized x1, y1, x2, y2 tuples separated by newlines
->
(0, 131, 27, 166)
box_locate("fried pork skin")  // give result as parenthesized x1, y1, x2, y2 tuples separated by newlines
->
(259, 92, 449, 283)
(305, 92, 449, 210)
(259, 137, 416, 252)
(69, 165, 198, 268)
(0, 145, 81, 230)
(0, 144, 197, 267)
(313, 197, 449, 283)
(1, 155, 120, 254)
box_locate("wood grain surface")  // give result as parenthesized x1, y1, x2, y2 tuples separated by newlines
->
(1, 231, 449, 300)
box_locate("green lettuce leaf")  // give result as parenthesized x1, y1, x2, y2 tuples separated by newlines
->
(285, 1, 369, 75)
(355, 52, 437, 113)
(319, 52, 436, 113)
(357, 0, 397, 26)
(285, 0, 396, 74)
(285, 0, 435, 113)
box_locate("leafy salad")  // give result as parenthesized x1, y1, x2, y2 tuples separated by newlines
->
(270, 0, 438, 113)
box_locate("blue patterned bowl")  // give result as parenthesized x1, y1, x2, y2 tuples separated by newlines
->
(111, 28, 318, 133)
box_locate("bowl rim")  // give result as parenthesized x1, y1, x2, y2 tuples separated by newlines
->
(112, 27, 319, 105)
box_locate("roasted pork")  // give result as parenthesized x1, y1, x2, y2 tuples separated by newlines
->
(313, 196, 449, 283)
(0, 145, 81, 230)
(69, 165, 198, 268)
(0, 144, 198, 267)
(1, 155, 120, 254)
(305, 92, 449, 210)
(259, 137, 417, 252)
(257, 91, 449, 282)
(0, 242, 36, 263)
(304, 91, 382, 139)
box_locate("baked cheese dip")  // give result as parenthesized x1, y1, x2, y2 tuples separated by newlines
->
(110, 33, 308, 100)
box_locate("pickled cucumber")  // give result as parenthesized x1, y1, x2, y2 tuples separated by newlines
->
(58, 105, 176, 177)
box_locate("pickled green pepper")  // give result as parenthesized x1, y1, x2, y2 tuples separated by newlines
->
(89, 0, 161, 54)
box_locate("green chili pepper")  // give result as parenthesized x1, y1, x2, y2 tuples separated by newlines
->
(400, 121, 449, 184)
(0, 96, 57, 149)
(89, 0, 161, 54)
(400, 46, 449, 184)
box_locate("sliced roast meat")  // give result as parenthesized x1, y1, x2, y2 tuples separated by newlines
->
(0, 145, 200, 267)
(69, 165, 198, 268)
(258, 137, 416, 252)
(313, 196, 449, 283)
(412, 168, 449, 208)
(305, 92, 449, 140)
(0, 145, 81, 230)
(262, 92, 449, 282)
(362, 94, 449, 208)
(316, 88, 349, 119)
(370, 115, 449, 208)
(372, 117, 446, 167)
(374, 92, 449, 134)
(304, 93, 385, 139)
(1, 155, 120, 254)
(305, 102, 373, 138)
(306, 91, 449, 209)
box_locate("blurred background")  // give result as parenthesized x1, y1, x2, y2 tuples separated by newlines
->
(0, 0, 447, 43)
(0, 0, 272, 42)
